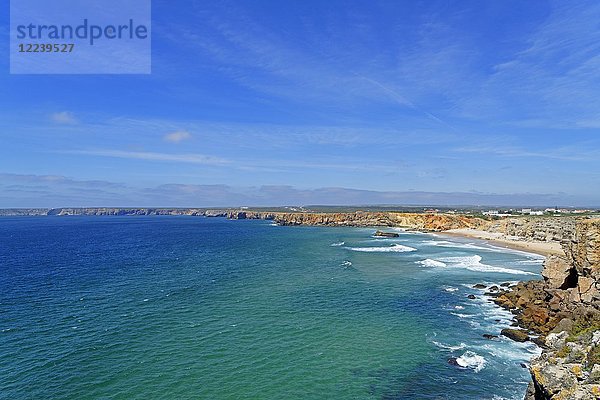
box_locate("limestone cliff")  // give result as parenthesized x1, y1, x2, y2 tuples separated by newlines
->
(490, 219, 600, 399)
(487, 217, 577, 243)
(228, 211, 490, 231)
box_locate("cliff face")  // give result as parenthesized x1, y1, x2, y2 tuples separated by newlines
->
(490, 219, 600, 399)
(232, 211, 581, 243)
(487, 217, 578, 243)
(49, 208, 209, 216)
(565, 219, 600, 302)
(0, 207, 219, 216)
(543, 219, 600, 305)
(229, 211, 490, 231)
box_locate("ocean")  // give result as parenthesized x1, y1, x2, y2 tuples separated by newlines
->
(0, 216, 542, 399)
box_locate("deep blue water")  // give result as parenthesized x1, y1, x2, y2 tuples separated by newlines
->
(0, 216, 542, 399)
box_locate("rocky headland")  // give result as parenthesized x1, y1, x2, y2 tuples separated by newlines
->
(487, 218, 600, 399)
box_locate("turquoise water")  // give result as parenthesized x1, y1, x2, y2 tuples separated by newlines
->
(0, 217, 542, 399)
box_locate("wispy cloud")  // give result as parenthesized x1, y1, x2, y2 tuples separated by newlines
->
(50, 111, 78, 125)
(453, 142, 600, 162)
(95, 116, 455, 148)
(159, 1, 462, 122)
(60, 148, 405, 173)
(65, 149, 231, 166)
(163, 130, 192, 143)
(458, 2, 600, 127)
(0, 173, 125, 188)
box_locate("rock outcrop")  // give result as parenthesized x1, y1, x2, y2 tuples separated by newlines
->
(229, 211, 490, 231)
(373, 230, 400, 237)
(489, 219, 600, 399)
(487, 217, 578, 243)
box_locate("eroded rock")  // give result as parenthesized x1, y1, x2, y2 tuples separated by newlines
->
(501, 328, 530, 342)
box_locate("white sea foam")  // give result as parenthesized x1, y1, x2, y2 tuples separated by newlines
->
(423, 240, 489, 251)
(346, 244, 417, 253)
(517, 259, 544, 265)
(341, 261, 352, 267)
(444, 286, 459, 292)
(432, 340, 467, 351)
(424, 239, 546, 258)
(417, 259, 447, 268)
(456, 351, 486, 372)
(454, 305, 464, 310)
(451, 312, 475, 319)
(438, 255, 536, 275)
(367, 238, 409, 242)
(478, 342, 541, 361)
(330, 241, 345, 247)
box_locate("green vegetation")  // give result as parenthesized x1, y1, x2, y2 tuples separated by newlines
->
(556, 345, 571, 358)
(587, 346, 600, 370)
(568, 319, 600, 342)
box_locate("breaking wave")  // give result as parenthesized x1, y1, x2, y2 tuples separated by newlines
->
(456, 351, 486, 372)
(417, 259, 447, 268)
(346, 244, 417, 253)
(432, 341, 467, 351)
(437, 255, 536, 275)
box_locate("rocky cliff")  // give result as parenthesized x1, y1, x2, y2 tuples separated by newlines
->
(487, 217, 578, 243)
(228, 211, 491, 231)
(0, 207, 224, 217)
(490, 219, 600, 399)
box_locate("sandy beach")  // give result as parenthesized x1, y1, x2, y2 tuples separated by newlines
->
(441, 228, 564, 257)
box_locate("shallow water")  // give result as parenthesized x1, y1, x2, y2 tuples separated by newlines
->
(0, 217, 542, 399)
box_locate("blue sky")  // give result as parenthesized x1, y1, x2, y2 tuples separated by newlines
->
(1, 0, 600, 207)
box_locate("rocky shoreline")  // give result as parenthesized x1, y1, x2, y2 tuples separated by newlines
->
(482, 218, 600, 399)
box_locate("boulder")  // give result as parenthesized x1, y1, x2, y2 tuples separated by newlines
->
(545, 331, 569, 349)
(493, 294, 514, 309)
(447, 357, 460, 367)
(501, 328, 530, 342)
(578, 276, 600, 304)
(520, 305, 550, 330)
(552, 318, 574, 334)
(373, 230, 399, 237)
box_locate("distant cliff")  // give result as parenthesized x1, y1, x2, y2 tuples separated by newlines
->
(227, 210, 491, 231)
(0, 208, 224, 217)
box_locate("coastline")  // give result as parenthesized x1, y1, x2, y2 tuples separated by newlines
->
(2, 212, 597, 397)
(441, 228, 564, 258)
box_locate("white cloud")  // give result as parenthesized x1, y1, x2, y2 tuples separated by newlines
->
(163, 130, 192, 143)
(50, 111, 78, 125)
(66, 149, 230, 166)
